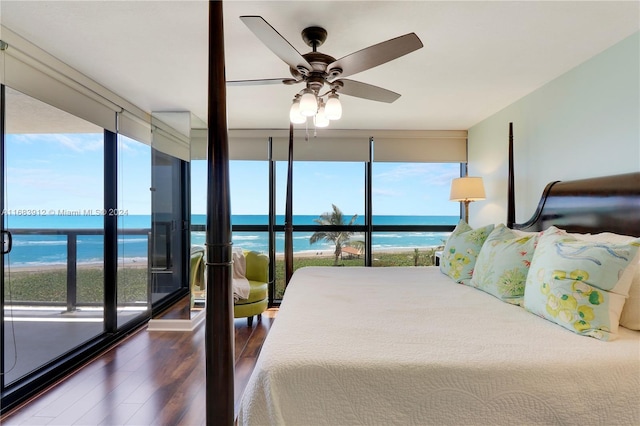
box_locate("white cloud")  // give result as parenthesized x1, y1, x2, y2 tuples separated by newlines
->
(51, 134, 103, 152)
(372, 187, 403, 198)
(374, 163, 458, 185)
(9, 133, 103, 152)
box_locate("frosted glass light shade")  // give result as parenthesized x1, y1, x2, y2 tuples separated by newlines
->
(289, 101, 306, 124)
(450, 177, 486, 201)
(299, 91, 318, 116)
(314, 106, 330, 127)
(325, 95, 342, 120)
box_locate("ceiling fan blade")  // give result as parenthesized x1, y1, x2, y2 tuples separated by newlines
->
(328, 33, 423, 80)
(227, 78, 292, 86)
(338, 79, 401, 103)
(240, 16, 312, 72)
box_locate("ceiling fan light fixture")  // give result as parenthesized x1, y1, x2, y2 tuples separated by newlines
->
(289, 99, 306, 124)
(314, 104, 330, 128)
(325, 94, 342, 120)
(313, 111, 329, 127)
(237, 17, 424, 128)
(299, 90, 318, 116)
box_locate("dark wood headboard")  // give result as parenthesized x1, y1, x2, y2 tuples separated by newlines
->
(513, 172, 640, 237)
(505, 123, 640, 237)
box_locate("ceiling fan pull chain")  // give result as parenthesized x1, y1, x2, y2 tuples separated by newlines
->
(305, 120, 310, 142)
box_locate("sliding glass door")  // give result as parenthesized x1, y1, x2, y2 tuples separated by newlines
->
(2, 87, 106, 386)
(0, 86, 185, 411)
(116, 134, 152, 327)
(150, 149, 188, 309)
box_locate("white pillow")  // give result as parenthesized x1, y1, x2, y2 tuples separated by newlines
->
(470, 224, 537, 305)
(572, 232, 640, 330)
(440, 220, 494, 285)
(523, 226, 639, 340)
(510, 228, 539, 238)
(512, 228, 640, 330)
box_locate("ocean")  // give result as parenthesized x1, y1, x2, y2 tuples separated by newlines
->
(5, 214, 457, 267)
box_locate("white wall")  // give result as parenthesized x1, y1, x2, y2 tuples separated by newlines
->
(467, 31, 640, 227)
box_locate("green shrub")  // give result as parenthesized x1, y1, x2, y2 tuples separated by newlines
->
(273, 248, 439, 299)
(4, 267, 148, 304)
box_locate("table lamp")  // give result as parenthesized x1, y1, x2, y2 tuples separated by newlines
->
(450, 176, 486, 223)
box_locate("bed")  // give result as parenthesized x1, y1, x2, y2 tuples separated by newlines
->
(238, 172, 640, 425)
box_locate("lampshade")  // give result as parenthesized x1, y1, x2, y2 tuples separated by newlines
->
(299, 91, 318, 116)
(313, 105, 330, 127)
(449, 177, 486, 201)
(289, 100, 306, 124)
(325, 94, 342, 120)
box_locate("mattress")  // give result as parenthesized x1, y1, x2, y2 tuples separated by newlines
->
(239, 266, 640, 425)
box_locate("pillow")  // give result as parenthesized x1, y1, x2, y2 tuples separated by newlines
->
(571, 232, 640, 330)
(440, 220, 494, 285)
(470, 224, 538, 304)
(523, 226, 640, 340)
(511, 228, 539, 238)
(621, 268, 640, 329)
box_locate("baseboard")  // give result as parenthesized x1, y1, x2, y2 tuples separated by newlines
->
(146, 308, 206, 332)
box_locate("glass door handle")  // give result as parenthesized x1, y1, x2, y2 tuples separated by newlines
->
(2, 230, 12, 254)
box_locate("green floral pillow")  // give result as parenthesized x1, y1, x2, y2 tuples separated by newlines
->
(470, 224, 537, 304)
(440, 220, 494, 285)
(523, 226, 640, 341)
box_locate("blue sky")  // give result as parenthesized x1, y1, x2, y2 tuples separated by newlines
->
(6, 133, 460, 217)
(193, 160, 459, 216)
(5, 133, 150, 215)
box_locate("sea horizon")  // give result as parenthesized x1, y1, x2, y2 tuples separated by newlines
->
(5, 214, 457, 267)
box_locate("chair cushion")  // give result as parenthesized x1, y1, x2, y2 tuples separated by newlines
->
(234, 298, 268, 319)
(234, 280, 268, 305)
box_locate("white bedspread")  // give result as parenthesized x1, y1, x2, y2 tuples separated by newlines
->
(239, 266, 640, 426)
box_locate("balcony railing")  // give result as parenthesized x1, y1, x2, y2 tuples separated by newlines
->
(4, 228, 151, 311)
(5, 222, 455, 309)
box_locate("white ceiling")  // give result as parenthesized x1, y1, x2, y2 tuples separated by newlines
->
(1, 0, 638, 132)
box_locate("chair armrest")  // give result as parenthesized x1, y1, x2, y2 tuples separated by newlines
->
(190, 248, 205, 291)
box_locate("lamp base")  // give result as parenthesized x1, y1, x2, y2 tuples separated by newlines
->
(463, 200, 470, 224)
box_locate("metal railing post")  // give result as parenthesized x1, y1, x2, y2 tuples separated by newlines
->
(66, 233, 77, 312)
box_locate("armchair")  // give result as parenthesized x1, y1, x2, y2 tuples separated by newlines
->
(234, 251, 269, 326)
(190, 246, 205, 309)
(189, 247, 269, 325)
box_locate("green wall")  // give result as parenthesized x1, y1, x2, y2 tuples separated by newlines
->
(468, 32, 639, 226)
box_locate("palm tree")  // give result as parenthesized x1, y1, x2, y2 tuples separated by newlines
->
(309, 204, 358, 266)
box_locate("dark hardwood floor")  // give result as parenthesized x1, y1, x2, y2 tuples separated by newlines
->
(1, 299, 277, 425)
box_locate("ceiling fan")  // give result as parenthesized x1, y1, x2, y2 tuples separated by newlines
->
(228, 16, 424, 126)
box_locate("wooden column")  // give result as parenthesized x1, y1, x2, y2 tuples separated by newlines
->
(206, 1, 234, 424)
(507, 122, 515, 228)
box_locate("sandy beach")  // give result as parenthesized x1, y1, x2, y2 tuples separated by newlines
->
(6, 261, 148, 273)
(274, 245, 441, 260)
(6, 245, 442, 273)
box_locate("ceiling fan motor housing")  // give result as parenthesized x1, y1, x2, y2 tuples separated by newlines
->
(296, 26, 344, 88)
(301, 26, 328, 49)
